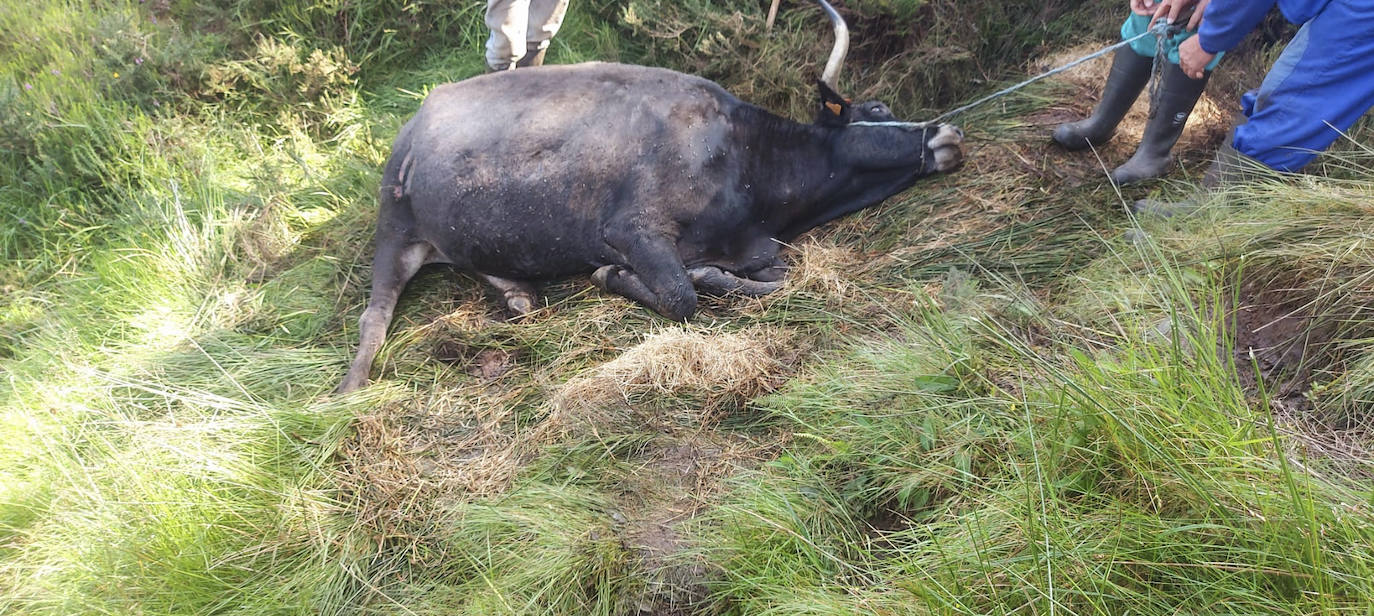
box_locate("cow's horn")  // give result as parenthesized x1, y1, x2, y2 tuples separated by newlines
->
(816, 0, 849, 89)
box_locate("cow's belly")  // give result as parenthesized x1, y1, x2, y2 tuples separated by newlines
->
(679, 220, 781, 276)
(403, 161, 741, 280)
(409, 193, 607, 280)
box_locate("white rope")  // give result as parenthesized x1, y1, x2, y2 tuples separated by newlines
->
(930, 22, 1173, 123)
(846, 18, 1188, 128)
(849, 120, 931, 130)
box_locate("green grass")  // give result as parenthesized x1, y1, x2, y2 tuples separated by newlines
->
(702, 201, 1374, 614)
(3, 0, 1374, 614)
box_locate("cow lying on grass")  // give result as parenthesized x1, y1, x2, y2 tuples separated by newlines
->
(338, 4, 963, 393)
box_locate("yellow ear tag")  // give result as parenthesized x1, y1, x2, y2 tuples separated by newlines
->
(825, 101, 843, 116)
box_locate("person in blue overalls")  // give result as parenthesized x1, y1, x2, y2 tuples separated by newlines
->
(1053, 0, 1223, 185)
(1172, 0, 1374, 183)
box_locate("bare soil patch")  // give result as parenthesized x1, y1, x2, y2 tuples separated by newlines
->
(615, 432, 784, 614)
(1227, 281, 1332, 410)
(1224, 280, 1374, 478)
(433, 339, 521, 380)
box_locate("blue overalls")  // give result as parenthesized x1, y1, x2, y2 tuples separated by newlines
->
(1199, 0, 1374, 172)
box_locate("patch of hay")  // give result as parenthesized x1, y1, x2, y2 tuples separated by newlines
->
(787, 238, 867, 296)
(550, 325, 795, 430)
(337, 384, 547, 537)
(1036, 43, 1122, 86)
(231, 200, 297, 282)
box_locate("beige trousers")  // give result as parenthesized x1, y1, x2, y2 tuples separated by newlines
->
(485, 0, 571, 70)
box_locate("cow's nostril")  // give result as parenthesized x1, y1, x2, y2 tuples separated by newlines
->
(954, 126, 965, 139)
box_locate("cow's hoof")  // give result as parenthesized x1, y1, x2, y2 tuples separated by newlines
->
(505, 293, 535, 315)
(591, 265, 621, 290)
(335, 376, 367, 394)
(929, 124, 964, 172)
(747, 264, 789, 283)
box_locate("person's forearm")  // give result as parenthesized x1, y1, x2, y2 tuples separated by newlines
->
(1195, 0, 1275, 53)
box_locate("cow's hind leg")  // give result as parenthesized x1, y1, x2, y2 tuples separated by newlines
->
(687, 266, 784, 297)
(746, 257, 789, 283)
(337, 241, 435, 393)
(479, 274, 538, 316)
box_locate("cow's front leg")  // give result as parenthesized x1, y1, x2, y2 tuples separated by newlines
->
(687, 266, 784, 297)
(592, 235, 697, 320)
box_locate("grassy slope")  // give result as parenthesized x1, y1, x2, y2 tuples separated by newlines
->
(2, 0, 1373, 614)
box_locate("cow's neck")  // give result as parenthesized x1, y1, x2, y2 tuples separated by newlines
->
(733, 106, 912, 242)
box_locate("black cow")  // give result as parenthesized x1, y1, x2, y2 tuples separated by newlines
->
(337, 9, 963, 393)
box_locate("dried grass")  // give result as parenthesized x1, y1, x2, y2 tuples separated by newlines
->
(550, 325, 795, 431)
(337, 387, 537, 532)
(783, 237, 868, 298)
(1274, 414, 1374, 482)
(338, 322, 797, 531)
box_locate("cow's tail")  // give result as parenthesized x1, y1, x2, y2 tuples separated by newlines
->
(380, 120, 418, 208)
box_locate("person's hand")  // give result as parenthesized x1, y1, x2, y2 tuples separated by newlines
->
(1186, 0, 1210, 30)
(1130, 0, 1157, 17)
(1149, 0, 1198, 28)
(1178, 35, 1215, 79)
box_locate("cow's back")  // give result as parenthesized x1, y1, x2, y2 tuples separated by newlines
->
(395, 63, 744, 278)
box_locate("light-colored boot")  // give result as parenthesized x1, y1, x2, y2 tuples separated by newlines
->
(1131, 141, 1268, 216)
(515, 43, 547, 68)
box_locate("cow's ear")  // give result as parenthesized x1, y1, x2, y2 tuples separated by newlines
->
(814, 79, 851, 127)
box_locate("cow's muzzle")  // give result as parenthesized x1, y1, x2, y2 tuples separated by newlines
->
(928, 124, 964, 173)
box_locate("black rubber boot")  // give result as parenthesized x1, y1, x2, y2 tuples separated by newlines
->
(1111, 63, 1211, 185)
(515, 43, 546, 68)
(1053, 49, 1155, 150)
(1131, 141, 1267, 217)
